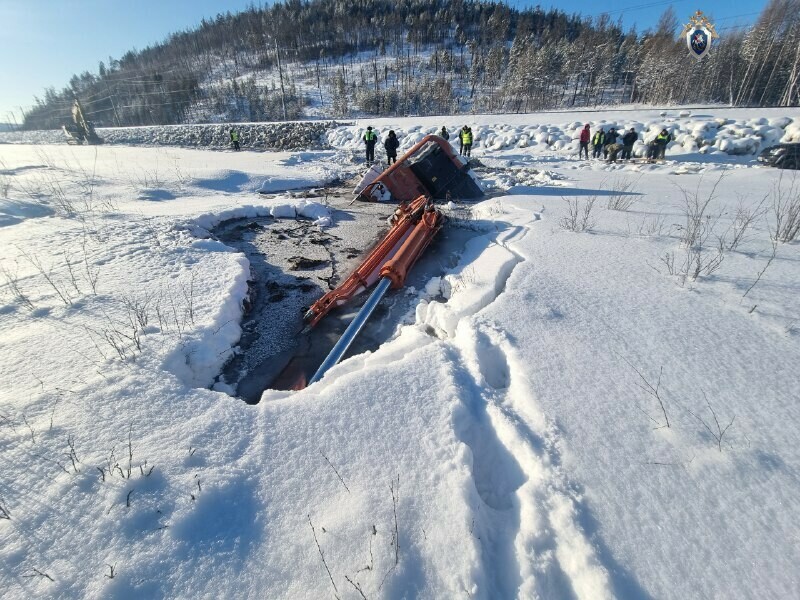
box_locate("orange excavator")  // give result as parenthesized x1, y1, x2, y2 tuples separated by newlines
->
(302, 134, 482, 384)
(303, 194, 442, 329)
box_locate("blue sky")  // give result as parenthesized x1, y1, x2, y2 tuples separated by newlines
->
(0, 0, 767, 123)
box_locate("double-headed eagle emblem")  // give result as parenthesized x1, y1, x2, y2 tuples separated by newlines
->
(681, 11, 719, 60)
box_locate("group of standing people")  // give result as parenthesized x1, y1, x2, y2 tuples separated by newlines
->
(361, 124, 475, 165)
(579, 124, 672, 162)
(230, 122, 671, 164)
(362, 126, 401, 166)
(438, 124, 472, 157)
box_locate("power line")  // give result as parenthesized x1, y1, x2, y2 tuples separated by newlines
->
(598, 0, 692, 17)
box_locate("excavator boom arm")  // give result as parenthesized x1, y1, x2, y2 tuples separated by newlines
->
(303, 195, 441, 328)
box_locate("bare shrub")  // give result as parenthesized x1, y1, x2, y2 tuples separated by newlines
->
(674, 174, 726, 246)
(88, 301, 147, 361)
(660, 231, 726, 285)
(74, 147, 99, 214)
(17, 248, 73, 306)
(660, 251, 678, 276)
(637, 213, 667, 237)
(0, 160, 11, 198)
(63, 251, 82, 296)
(560, 196, 597, 232)
(179, 272, 197, 325)
(80, 233, 100, 294)
(121, 293, 153, 330)
(686, 234, 726, 281)
(727, 193, 768, 251)
(771, 173, 800, 243)
(29, 172, 75, 216)
(320, 449, 350, 493)
(661, 175, 729, 285)
(622, 357, 670, 429)
(96, 428, 154, 483)
(22, 568, 53, 582)
(606, 177, 641, 211)
(688, 392, 735, 452)
(128, 157, 162, 191)
(742, 238, 778, 298)
(0, 262, 34, 309)
(309, 515, 339, 597)
(65, 434, 81, 473)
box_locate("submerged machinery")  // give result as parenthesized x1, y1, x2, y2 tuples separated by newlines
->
(354, 134, 483, 203)
(302, 134, 483, 385)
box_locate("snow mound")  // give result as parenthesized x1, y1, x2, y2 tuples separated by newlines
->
(0, 121, 346, 150)
(326, 115, 799, 159)
(0, 198, 55, 226)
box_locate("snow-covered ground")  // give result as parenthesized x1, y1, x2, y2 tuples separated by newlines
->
(1, 108, 799, 599)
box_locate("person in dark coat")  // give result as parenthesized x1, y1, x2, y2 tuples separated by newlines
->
(362, 126, 378, 164)
(621, 128, 637, 160)
(384, 130, 400, 165)
(603, 128, 618, 159)
(578, 124, 591, 159)
(439, 126, 450, 141)
(592, 129, 605, 159)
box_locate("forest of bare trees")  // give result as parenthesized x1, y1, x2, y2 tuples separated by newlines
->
(19, 0, 800, 130)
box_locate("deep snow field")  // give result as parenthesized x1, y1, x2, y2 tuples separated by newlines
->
(1, 107, 799, 599)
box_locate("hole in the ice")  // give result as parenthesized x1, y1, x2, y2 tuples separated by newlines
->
(212, 211, 484, 403)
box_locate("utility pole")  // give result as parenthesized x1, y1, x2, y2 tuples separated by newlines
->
(109, 95, 122, 127)
(102, 79, 122, 126)
(275, 40, 287, 121)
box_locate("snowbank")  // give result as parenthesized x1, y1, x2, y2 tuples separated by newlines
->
(0, 121, 348, 150)
(327, 113, 800, 159)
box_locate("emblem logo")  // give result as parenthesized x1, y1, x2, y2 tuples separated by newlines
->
(681, 11, 719, 60)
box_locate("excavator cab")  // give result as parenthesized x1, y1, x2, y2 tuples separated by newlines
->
(354, 134, 483, 203)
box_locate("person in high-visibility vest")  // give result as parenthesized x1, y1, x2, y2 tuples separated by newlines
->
(230, 128, 240, 151)
(362, 126, 378, 164)
(592, 129, 605, 159)
(459, 126, 473, 157)
(654, 129, 672, 160)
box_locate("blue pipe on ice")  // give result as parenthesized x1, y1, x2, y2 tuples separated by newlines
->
(308, 276, 392, 385)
